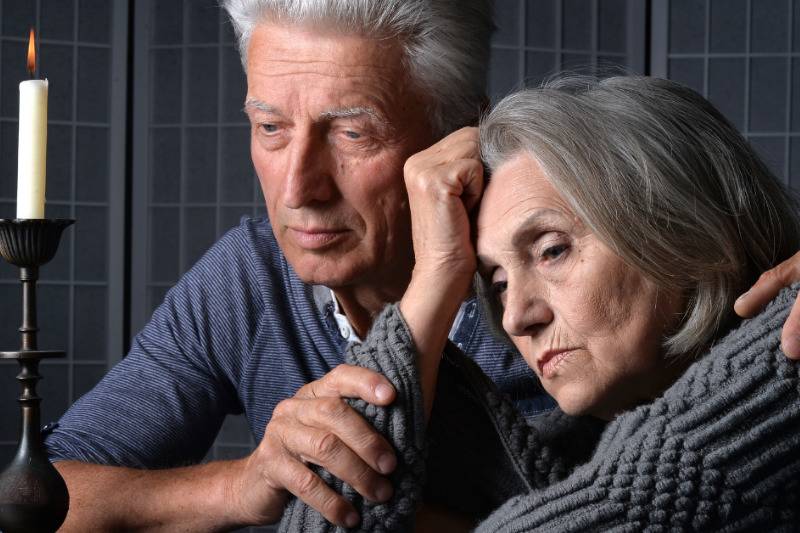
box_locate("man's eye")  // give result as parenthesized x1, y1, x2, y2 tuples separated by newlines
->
(343, 130, 362, 139)
(260, 123, 278, 133)
(541, 244, 568, 260)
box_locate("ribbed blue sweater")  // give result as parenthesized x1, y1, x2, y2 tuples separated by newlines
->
(44, 217, 552, 467)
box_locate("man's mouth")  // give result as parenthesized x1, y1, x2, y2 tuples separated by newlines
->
(287, 226, 349, 250)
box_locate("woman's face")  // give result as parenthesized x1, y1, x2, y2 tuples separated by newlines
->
(476, 152, 684, 419)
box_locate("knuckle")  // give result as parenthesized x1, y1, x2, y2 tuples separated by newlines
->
(350, 462, 377, 491)
(292, 469, 320, 497)
(321, 493, 349, 523)
(312, 432, 342, 461)
(318, 397, 347, 420)
(271, 398, 292, 419)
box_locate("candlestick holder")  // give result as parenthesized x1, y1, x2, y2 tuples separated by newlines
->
(0, 218, 74, 533)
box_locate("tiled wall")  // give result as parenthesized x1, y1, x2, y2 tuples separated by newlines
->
(655, 0, 800, 187)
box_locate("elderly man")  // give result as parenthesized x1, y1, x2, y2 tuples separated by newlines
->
(44, 0, 800, 531)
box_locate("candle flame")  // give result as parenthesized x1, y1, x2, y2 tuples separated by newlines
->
(27, 28, 36, 77)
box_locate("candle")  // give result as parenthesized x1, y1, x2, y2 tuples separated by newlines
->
(16, 28, 48, 220)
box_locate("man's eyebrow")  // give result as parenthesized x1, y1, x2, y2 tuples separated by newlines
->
(243, 98, 281, 115)
(318, 106, 386, 123)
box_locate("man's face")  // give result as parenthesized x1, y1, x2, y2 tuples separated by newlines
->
(245, 22, 435, 289)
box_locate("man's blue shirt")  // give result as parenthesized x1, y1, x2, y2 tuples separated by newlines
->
(46, 218, 552, 467)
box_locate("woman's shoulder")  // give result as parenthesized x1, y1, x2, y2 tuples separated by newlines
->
(663, 283, 800, 406)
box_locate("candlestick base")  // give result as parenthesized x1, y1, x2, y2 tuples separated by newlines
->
(0, 218, 74, 533)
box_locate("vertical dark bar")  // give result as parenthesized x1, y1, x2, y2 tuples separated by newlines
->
(68, 0, 79, 403)
(108, 0, 130, 365)
(744, 0, 751, 136)
(702, 0, 710, 95)
(627, 0, 648, 74)
(784, 0, 794, 183)
(179, 0, 187, 273)
(589, 0, 600, 70)
(130, 0, 151, 336)
(650, 0, 669, 77)
(216, 9, 224, 237)
(518, 0, 525, 84)
(0, 1, 4, 113)
(555, 0, 563, 71)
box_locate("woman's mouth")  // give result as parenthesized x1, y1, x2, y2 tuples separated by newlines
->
(537, 348, 577, 379)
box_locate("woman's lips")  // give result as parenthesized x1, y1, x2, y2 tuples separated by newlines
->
(537, 348, 577, 379)
(287, 227, 348, 250)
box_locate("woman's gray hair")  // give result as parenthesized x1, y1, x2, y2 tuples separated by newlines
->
(478, 75, 800, 357)
(222, 0, 493, 136)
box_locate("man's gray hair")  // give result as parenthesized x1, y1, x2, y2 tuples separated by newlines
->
(479, 75, 800, 358)
(222, 0, 493, 136)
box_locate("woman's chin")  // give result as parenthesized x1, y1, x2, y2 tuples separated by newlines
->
(549, 387, 604, 418)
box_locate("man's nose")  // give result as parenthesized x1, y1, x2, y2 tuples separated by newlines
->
(502, 283, 553, 338)
(282, 133, 336, 209)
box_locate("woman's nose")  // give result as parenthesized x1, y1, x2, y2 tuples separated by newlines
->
(502, 288, 554, 338)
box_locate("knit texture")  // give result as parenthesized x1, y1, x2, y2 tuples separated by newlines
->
(279, 305, 428, 532)
(477, 285, 800, 532)
(280, 286, 800, 532)
(278, 308, 603, 531)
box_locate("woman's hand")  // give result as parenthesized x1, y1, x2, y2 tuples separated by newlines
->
(401, 127, 485, 419)
(403, 127, 484, 289)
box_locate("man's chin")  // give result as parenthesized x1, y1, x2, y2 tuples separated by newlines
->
(286, 254, 365, 288)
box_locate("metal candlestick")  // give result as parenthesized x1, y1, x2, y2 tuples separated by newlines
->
(0, 218, 74, 533)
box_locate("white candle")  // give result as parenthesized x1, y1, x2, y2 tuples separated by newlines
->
(16, 78, 48, 219)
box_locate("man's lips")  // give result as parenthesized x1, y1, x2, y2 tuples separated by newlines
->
(286, 227, 349, 249)
(537, 348, 578, 379)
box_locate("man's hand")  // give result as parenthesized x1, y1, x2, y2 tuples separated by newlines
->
(734, 250, 800, 359)
(231, 364, 398, 528)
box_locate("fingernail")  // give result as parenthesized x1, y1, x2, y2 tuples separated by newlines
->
(375, 481, 394, 502)
(345, 512, 360, 528)
(377, 453, 396, 474)
(375, 383, 393, 402)
(735, 291, 749, 303)
(781, 335, 800, 357)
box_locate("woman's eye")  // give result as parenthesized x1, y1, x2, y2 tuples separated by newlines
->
(491, 280, 508, 295)
(541, 243, 568, 260)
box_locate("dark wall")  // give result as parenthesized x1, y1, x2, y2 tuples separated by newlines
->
(0, 3, 795, 524)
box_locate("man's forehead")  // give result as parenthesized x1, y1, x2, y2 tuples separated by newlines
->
(247, 21, 405, 72)
(244, 98, 388, 123)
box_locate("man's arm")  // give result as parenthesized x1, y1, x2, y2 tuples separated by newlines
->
(55, 365, 399, 531)
(55, 460, 245, 531)
(48, 224, 399, 530)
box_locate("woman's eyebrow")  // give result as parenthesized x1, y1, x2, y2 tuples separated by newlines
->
(509, 208, 565, 248)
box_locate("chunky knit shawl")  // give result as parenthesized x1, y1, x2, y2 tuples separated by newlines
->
(278, 287, 800, 532)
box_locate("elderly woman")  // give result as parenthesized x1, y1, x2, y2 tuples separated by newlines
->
(279, 76, 800, 531)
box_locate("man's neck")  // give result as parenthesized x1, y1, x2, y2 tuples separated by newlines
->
(332, 281, 408, 339)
